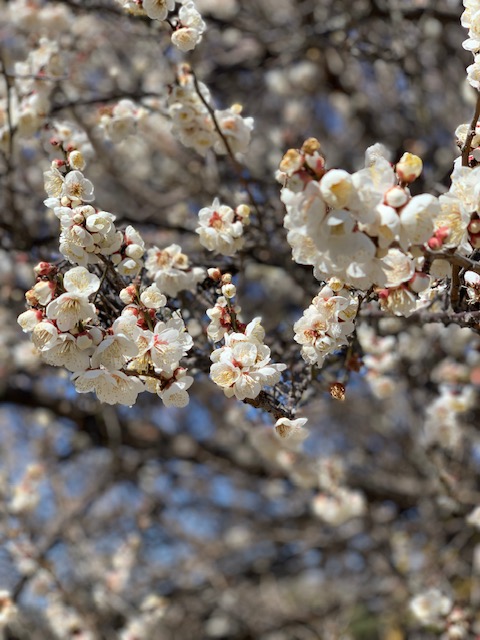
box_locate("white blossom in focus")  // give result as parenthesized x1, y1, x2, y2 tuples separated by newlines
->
(210, 318, 286, 400)
(294, 284, 358, 367)
(196, 199, 249, 256)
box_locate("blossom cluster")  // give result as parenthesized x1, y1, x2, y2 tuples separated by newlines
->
(423, 384, 476, 451)
(196, 199, 250, 256)
(167, 65, 254, 156)
(118, 0, 206, 51)
(43, 144, 145, 275)
(145, 243, 205, 297)
(19, 147, 198, 408)
(0, 37, 64, 152)
(97, 99, 148, 144)
(294, 281, 358, 368)
(207, 279, 287, 401)
(278, 137, 480, 320)
(409, 588, 470, 638)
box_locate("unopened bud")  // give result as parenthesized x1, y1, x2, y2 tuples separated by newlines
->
(236, 204, 250, 221)
(279, 149, 303, 175)
(33, 262, 57, 277)
(301, 137, 321, 155)
(119, 285, 138, 305)
(207, 268, 222, 281)
(396, 152, 423, 182)
(468, 219, 480, 234)
(384, 186, 409, 209)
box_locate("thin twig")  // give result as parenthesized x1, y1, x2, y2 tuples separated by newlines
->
(461, 91, 480, 167)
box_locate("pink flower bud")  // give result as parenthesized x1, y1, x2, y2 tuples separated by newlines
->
(428, 236, 442, 250)
(33, 262, 57, 277)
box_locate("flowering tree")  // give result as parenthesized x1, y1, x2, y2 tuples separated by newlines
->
(1, 0, 480, 637)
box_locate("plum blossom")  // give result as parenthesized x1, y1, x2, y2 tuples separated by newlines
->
(274, 417, 308, 440)
(172, 2, 206, 52)
(61, 170, 95, 204)
(311, 489, 366, 526)
(72, 369, 144, 406)
(464, 270, 480, 303)
(46, 267, 99, 332)
(145, 244, 204, 297)
(196, 199, 250, 256)
(147, 316, 194, 376)
(210, 318, 286, 400)
(167, 66, 253, 156)
(294, 284, 358, 367)
(409, 589, 452, 628)
(157, 369, 194, 408)
(142, 0, 174, 20)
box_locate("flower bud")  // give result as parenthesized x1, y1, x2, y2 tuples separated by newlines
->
(68, 150, 85, 171)
(222, 283, 236, 298)
(384, 186, 409, 209)
(207, 267, 222, 281)
(33, 262, 57, 277)
(396, 152, 423, 182)
(279, 149, 303, 175)
(301, 137, 321, 155)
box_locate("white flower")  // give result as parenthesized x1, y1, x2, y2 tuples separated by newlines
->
(274, 417, 308, 440)
(210, 321, 286, 400)
(41, 333, 92, 372)
(140, 284, 166, 309)
(72, 369, 144, 406)
(399, 194, 438, 249)
(44, 165, 65, 198)
(171, 2, 205, 51)
(31, 280, 56, 306)
(409, 589, 452, 628)
(63, 266, 100, 296)
(214, 107, 254, 155)
(465, 270, 480, 303)
(450, 163, 480, 213)
(311, 489, 366, 526)
(90, 321, 138, 370)
(378, 286, 418, 317)
(62, 171, 95, 203)
(196, 198, 245, 256)
(85, 210, 116, 235)
(171, 27, 201, 52)
(31, 321, 60, 352)
(294, 286, 358, 367)
(46, 293, 97, 331)
(17, 309, 43, 332)
(319, 169, 354, 209)
(381, 248, 416, 288)
(146, 244, 204, 297)
(158, 369, 194, 407)
(142, 0, 174, 20)
(148, 316, 193, 375)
